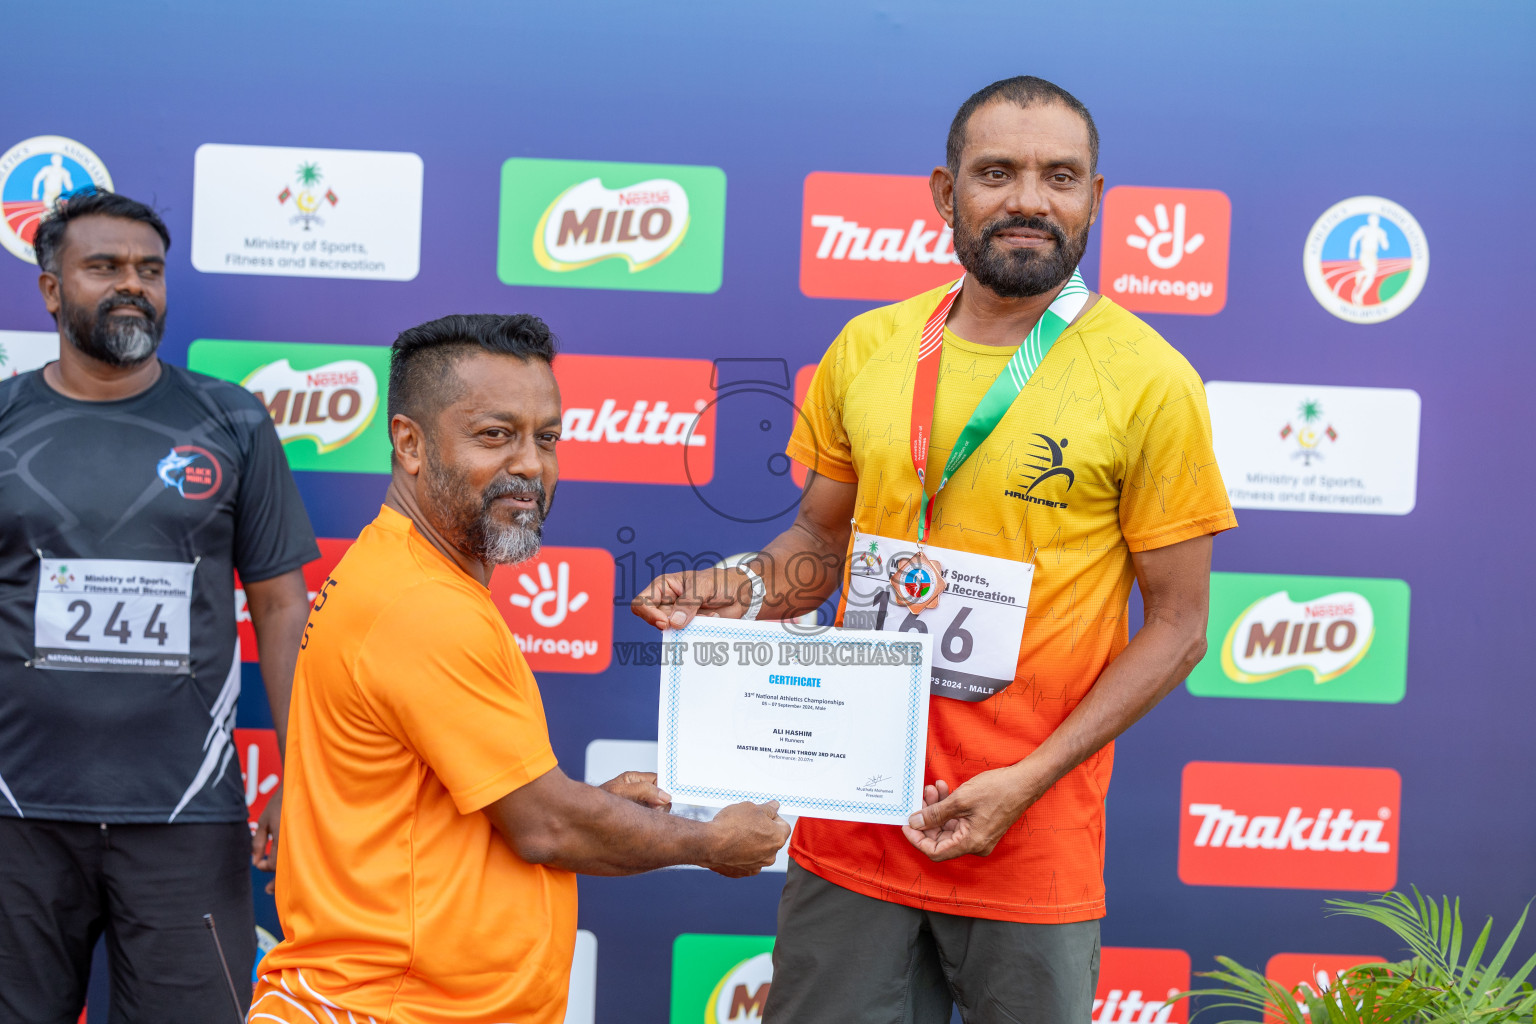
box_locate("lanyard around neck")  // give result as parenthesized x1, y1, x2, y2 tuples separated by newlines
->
(909, 270, 1090, 545)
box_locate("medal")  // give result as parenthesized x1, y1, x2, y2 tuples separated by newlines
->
(889, 550, 945, 612)
(892, 269, 1090, 612)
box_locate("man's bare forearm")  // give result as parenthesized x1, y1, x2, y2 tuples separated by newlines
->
(247, 570, 310, 756)
(746, 519, 847, 620)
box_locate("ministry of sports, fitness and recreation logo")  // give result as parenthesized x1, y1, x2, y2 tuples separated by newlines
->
(276, 160, 340, 231)
(49, 565, 75, 590)
(1303, 196, 1429, 323)
(1280, 397, 1338, 466)
(849, 538, 884, 574)
(156, 445, 223, 500)
(0, 136, 112, 264)
(1005, 433, 1075, 508)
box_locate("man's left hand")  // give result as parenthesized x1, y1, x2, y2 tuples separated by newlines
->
(901, 766, 1044, 862)
(600, 771, 672, 811)
(252, 782, 282, 895)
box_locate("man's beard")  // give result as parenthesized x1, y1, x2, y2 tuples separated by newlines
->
(951, 206, 1090, 299)
(60, 290, 165, 367)
(423, 449, 549, 566)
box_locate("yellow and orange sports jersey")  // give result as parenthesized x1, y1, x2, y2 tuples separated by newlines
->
(253, 506, 576, 1023)
(785, 286, 1237, 924)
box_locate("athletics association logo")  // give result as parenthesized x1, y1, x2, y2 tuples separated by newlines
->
(1098, 186, 1230, 315)
(1179, 761, 1401, 890)
(277, 159, 340, 231)
(0, 136, 112, 264)
(1304, 196, 1429, 323)
(155, 445, 223, 500)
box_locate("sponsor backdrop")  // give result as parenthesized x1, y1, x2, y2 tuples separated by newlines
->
(3, 1, 1532, 1019)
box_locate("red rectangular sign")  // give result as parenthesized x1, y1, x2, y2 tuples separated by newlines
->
(1264, 952, 1388, 1020)
(1179, 762, 1400, 890)
(553, 353, 715, 485)
(233, 727, 282, 833)
(1095, 947, 1190, 1023)
(490, 546, 615, 673)
(800, 171, 961, 300)
(236, 537, 354, 662)
(1098, 185, 1231, 315)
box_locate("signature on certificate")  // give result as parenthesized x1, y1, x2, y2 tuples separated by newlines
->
(863, 774, 891, 787)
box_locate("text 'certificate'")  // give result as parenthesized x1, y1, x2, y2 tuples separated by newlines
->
(657, 619, 932, 826)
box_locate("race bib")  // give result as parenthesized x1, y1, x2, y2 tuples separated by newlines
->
(33, 558, 196, 673)
(843, 533, 1032, 701)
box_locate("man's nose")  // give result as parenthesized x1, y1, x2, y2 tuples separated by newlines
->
(1000, 176, 1053, 219)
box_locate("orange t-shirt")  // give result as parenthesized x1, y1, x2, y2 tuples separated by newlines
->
(253, 506, 576, 1023)
(786, 288, 1236, 924)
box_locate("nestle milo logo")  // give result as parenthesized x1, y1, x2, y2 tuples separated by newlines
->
(188, 339, 393, 475)
(1187, 572, 1408, 705)
(499, 158, 725, 294)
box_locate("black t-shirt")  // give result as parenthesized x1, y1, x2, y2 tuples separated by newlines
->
(0, 362, 318, 823)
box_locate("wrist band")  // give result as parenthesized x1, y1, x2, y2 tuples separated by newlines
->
(737, 564, 766, 621)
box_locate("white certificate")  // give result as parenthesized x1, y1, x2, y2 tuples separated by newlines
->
(657, 618, 932, 826)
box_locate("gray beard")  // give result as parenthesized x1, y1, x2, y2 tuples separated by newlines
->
(478, 509, 544, 565)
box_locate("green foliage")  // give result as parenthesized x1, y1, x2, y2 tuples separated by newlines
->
(1176, 889, 1536, 1023)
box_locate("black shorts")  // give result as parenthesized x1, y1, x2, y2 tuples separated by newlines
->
(0, 817, 254, 1024)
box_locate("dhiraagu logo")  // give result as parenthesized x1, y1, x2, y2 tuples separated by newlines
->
(188, 339, 392, 474)
(499, 158, 725, 293)
(1187, 572, 1409, 704)
(670, 933, 774, 1023)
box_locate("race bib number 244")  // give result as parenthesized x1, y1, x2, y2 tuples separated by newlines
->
(33, 558, 195, 673)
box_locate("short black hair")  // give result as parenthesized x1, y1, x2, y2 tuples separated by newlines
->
(946, 76, 1099, 175)
(387, 313, 559, 435)
(33, 186, 171, 274)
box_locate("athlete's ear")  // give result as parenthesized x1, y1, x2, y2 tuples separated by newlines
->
(1088, 172, 1105, 227)
(38, 270, 61, 318)
(930, 166, 956, 227)
(390, 413, 426, 477)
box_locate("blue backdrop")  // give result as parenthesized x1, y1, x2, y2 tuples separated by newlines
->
(3, 1, 1533, 1020)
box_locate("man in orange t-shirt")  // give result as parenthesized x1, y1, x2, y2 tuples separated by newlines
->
(252, 314, 789, 1024)
(633, 78, 1235, 1023)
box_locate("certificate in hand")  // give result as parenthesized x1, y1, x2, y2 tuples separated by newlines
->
(657, 618, 932, 826)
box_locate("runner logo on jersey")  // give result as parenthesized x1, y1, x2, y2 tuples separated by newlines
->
(800, 171, 961, 301)
(499, 158, 726, 293)
(1303, 196, 1428, 324)
(1095, 947, 1191, 1024)
(1098, 186, 1230, 315)
(553, 353, 716, 485)
(1179, 761, 1401, 890)
(0, 136, 113, 264)
(1005, 433, 1076, 508)
(155, 445, 223, 499)
(490, 547, 615, 674)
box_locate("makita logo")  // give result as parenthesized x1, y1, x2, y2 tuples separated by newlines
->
(534, 177, 689, 273)
(1179, 762, 1400, 890)
(1221, 590, 1375, 684)
(552, 354, 715, 485)
(243, 358, 379, 453)
(807, 215, 958, 265)
(1095, 947, 1189, 1024)
(800, 172, 964, 300)
(1188, 804, 1391, 853)
(562, 399, 707, 447)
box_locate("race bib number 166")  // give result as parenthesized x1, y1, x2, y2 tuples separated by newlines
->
(34, 558, 195, 673)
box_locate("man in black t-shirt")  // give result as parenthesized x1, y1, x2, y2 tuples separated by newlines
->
(0, 188, 318, 1019)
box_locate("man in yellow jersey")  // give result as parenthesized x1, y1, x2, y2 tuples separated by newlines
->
(253, 314, 790, 1023)
(633, 78, 1237, 1022)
